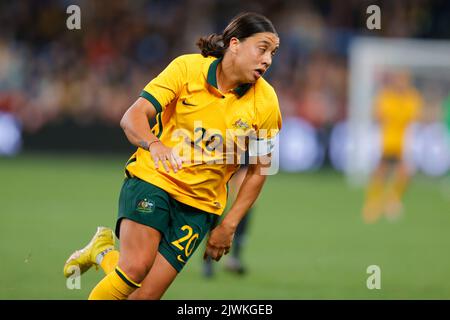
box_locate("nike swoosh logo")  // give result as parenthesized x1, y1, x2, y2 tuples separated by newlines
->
(177, 255, 186, 264)
(182, 100, 196, 106)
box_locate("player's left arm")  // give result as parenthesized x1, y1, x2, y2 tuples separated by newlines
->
(204, 86, 281, 262)
(203, 156, 270, 262)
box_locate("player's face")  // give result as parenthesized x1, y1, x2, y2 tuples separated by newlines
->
(232, 32, 279, 83)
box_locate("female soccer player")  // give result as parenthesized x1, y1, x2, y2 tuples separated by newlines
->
(63, 12, 281, 300)
(362, 70, 422, 223)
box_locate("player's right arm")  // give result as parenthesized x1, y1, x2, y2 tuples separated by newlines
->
(121, 55, 187, 173)
(120, 98, 182, 173)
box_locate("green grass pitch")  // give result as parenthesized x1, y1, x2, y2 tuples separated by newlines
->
(1, 153, 449, 299)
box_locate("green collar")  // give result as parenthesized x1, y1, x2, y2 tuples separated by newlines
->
(207, 58, 252, 98)
(206, 58, 221, 89)
(234, 83, 252, 97)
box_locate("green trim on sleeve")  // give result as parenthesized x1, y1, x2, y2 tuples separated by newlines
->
(156, 112, 163, 138)
(140, 90, 163, 114)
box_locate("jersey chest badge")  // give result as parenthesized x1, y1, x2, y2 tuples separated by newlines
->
(232, 118, 250, 131)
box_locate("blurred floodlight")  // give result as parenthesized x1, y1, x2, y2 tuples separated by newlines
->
(0, 112, 22, 156)
(330, 121, 381, 176)
(279, 118, 320, 172)
(416, 123, 450, 176)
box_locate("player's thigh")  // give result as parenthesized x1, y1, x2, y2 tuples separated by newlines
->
(128, 252, 178, 300)
(115, 177, 172, 282)
(118, 219, 162, 282)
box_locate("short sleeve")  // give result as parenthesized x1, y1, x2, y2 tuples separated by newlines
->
(249, 87, 282, 156)
(140, 56, 187, 114)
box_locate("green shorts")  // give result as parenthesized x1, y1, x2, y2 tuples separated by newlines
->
(115, 177, 219, 272)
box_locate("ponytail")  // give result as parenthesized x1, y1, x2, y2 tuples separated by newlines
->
(196, 33, 225, 58)
(196, 13, 277, 58)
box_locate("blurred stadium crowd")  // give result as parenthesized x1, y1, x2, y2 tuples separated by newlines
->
(0, 0, 450, 169)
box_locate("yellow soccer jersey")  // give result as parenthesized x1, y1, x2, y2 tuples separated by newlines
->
(375, 88, 422, 158)
(125, 54, 282, 215)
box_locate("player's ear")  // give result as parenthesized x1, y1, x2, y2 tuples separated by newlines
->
(228, 37, 240, 54)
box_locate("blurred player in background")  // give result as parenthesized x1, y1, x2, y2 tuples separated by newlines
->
(362, 70, 423, 223)
(203, 165, 253, 277)
(62, 12, 281, 300)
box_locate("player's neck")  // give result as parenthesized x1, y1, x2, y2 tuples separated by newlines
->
(216, 55, 241, 93)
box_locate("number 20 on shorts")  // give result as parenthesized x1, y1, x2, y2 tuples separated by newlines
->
(171, 225, 199, 257)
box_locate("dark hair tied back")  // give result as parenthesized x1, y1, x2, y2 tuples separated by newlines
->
(197, 12, 277, 58)
(196, 33, 225, 58)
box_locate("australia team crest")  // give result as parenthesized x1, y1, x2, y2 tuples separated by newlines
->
(136, 198, 155, 213)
